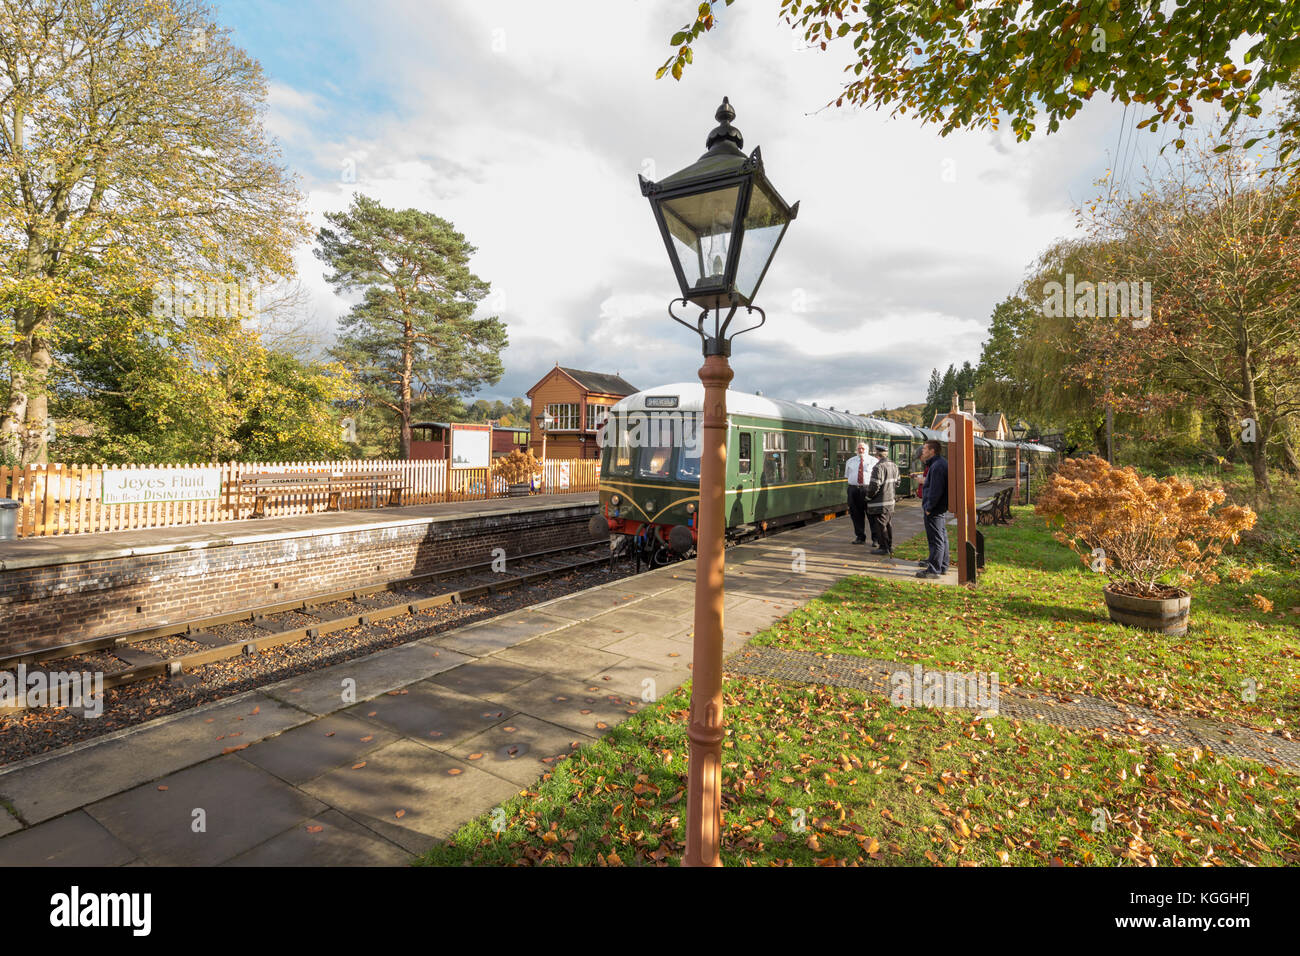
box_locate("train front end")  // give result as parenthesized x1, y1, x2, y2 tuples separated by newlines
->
(591, 385, 706, 567)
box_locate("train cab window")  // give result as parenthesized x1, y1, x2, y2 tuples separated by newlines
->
(638, 418, 676, 479)
(608, 416, 633, 476)
(822, 438, 831, 470)
(676, 415, 702, 483)
(738, 432, 752, 474)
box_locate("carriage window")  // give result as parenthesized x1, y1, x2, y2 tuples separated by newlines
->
(763, 450, 786, 483)
(637, 418, 676, 478)
(738, 432, 752, 474)
(676, 414, 702, 483)
(795, 452, 815, 481)
(762, 433, 787, 483)
(822, 438, 831, 469)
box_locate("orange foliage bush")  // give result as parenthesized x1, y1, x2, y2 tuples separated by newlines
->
(1035, 455, 1256, 598)
(491, 449, 542, 484)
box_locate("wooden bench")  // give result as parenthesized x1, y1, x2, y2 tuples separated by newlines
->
(241, 470, 403, 518)
(977, 488, 1013, 526)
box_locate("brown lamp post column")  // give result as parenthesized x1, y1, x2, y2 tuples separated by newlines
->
(638, 97, 799, 867)
(684, 352, 732, 866)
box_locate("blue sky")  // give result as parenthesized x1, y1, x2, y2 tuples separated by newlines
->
(209, 0, 1267, 414)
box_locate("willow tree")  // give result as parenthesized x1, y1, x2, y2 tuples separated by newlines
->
(1071, 134, 1300, 502)
(315, 195, 507, 459)
(0, 0, 308, 463)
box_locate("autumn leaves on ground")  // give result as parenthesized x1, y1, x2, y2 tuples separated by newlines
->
(421, 507, 1299, 867)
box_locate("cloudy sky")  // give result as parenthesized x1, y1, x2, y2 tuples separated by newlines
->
(214, 0, 1196, 414)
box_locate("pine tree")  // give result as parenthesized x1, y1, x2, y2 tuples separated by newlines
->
(316, 195, 507, 458)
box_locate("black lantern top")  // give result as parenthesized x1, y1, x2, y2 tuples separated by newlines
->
(640, 97, 799, 314)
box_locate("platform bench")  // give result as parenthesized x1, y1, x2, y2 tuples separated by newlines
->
(240, 470, 403, 518)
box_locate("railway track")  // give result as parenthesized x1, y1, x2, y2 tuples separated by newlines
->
(2, 540, 622, 707)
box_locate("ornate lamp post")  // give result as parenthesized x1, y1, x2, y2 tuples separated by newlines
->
(536, 412, 554, 491)
(640, 96, 798, 867)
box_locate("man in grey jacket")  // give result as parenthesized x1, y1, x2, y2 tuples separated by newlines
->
(865, 444, 900, 556)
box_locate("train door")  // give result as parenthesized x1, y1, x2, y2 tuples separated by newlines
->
(730, 427, 754, 526)
(891, 438, 913, 496)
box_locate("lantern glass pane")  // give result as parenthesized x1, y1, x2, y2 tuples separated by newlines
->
(735, 181, 790, 300)
(662, 185, 740, 290)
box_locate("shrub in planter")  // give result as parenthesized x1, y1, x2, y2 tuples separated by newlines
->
(492, 449, 542, 491)
(1035, 456, 1256, 633)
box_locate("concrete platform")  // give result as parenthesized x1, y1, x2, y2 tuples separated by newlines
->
(0, 493, 598, 571)
(0, 493, 599, 656)
(0, 491, 987, 866)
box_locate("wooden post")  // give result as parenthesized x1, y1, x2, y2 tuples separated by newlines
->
(945, 412, 978, 586)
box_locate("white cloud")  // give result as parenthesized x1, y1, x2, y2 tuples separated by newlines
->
(251, 0, 1254, 410)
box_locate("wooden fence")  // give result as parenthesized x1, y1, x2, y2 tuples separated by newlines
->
(0, 458, 601, 538)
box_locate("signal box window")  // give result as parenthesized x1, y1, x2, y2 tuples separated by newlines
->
(738, 432, 752, 474)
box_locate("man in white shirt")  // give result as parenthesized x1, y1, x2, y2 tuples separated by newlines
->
(845, 441, 874, 544)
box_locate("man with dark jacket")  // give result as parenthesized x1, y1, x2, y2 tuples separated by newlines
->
(917, 440, 949, 578)
(865, 444, 899, 556)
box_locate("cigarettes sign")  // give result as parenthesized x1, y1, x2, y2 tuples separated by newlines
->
(102, 467, 222, 504)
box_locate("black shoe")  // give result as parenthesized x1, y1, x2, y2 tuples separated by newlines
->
(917, 561, 928, 568)
(915, 570, 940, 579)
(871, 548, 888, 555)
(853, 537, 866, 544)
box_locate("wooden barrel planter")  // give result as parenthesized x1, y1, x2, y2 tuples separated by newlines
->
(507, 482, 531, 497)
(1102, 586, 1191, 635)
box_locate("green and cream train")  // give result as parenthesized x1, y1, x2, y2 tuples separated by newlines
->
(592, 383, 1058, 567)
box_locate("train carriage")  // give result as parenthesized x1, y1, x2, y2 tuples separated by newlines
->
(594, 383, 1057, 567)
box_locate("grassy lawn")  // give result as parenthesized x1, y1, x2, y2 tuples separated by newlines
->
(420, 506, 1299, 867)
(420, 677, 1299, 866)
(753, 507, 1299, 735)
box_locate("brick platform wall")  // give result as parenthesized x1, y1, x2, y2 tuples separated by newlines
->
(0, 504, 599, 658)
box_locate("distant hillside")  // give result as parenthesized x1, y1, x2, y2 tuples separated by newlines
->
(869, 402, 926, 427)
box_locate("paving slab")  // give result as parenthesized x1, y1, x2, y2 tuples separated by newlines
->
(431, 612, 571, 656)
(532, 589, 647, 622)
(301, 739, 520, 842)
(237, 712, 401, 787)
(0, 691, 308, 824)
(0, 810, 137, 867)
(492, 637, 628, 680)
(223, 809, 410, 867)
(260, 643, 471, 717)
(425, 657, 546, 696)
(346, 683, 516, 749)
(0, 810, 19, 839)
(481, 675, 646, 737)
(447, 715, 595, 786)
(583, 660, 689, 702)
(543, 620, 644, 649)
(601, 632, 694, 666)
(85, 755, 327, 866)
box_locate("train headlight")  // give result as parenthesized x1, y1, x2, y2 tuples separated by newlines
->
(686, 503, 696, 513)
(610, 494, 621, 506)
